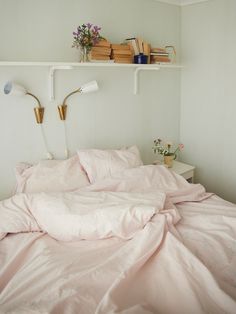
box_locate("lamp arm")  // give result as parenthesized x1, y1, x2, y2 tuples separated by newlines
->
(62, 88, 81, 105)
(26, 92, 44, 124)
(26, 92, 42, 108)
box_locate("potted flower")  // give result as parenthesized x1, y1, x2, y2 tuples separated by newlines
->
(72, 23, 103, 62)
(153, 138, 184, 168)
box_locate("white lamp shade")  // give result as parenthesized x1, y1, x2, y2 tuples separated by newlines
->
(80, 80, 99, 94)
(4, 81, 27, 96)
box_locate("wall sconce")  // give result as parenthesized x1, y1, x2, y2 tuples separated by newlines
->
(57, 80, 99, 158)
(3, 81, 53, 159)
(4, 81, 44, 123)
(57, 80, 99, 121)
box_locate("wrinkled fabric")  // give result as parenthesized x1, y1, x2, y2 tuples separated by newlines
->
(0, 165, 235, 313)
(77, 146, 143, 183)
(29, 191, 165, 241)
(15, 155, 89, 194)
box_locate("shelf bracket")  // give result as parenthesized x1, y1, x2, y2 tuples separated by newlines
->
(134, 66, 160, 94)
(49, 66, 73, 101)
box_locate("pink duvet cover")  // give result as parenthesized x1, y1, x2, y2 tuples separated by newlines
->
(0, 165, 236, 313)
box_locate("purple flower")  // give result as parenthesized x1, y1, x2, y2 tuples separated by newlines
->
(93, 25, 101, 32)
(72, 23, 102, 50)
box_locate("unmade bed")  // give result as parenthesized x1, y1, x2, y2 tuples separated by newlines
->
(0, 156, 236, 313)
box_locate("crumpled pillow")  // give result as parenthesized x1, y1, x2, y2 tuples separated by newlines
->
(77, 146, 143, 184)
(14, 155, 90, 193)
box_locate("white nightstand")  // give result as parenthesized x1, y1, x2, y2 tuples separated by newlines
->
(171, 160, 195, 183)
(153, 160, 195, 183)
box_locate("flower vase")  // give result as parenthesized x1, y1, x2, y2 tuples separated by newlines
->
(164, 155, 175, 168)
(79, 46, 91, 63)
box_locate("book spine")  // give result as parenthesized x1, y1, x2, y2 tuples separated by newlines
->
(125, 38, 139, 55)
(137, 38, 144, 54)
(111, 44, 130, 50)
(90, 55, 111, 60)
(94, 40, 111, 47)
(143, 42, 151, 64)
(112, 50, 132, 56)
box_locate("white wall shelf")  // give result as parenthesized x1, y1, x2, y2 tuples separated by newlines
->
(0, 62, 183, 98)
(0, 61, 182, 68)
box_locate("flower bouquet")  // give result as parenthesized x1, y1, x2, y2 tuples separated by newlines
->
(72, 23, 103, 62)
(153, 138, 184, 167)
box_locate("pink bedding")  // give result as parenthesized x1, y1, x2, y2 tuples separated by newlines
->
(0, 165, 236, 313)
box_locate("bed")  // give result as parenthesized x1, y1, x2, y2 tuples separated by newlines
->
(0, 148, 236, 314)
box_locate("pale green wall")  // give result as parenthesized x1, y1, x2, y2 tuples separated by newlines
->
(0, 0, 181, 199)
(181, 0, 236, 203)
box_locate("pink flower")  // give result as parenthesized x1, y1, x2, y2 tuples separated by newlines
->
(179, 143, 184, 150)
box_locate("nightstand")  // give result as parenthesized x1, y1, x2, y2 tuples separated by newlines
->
(171, 160, 195, 183)
(153, 160, 195, 183)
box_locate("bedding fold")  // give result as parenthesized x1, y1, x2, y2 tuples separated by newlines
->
(0, 165, 236, 313)
(0, 165, 210, 241)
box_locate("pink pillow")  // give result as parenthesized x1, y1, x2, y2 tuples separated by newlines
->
(77, 146, 143, 184)
(15, 155, 90, 193)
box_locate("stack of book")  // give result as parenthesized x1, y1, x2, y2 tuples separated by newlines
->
(91, 40, 112, 62)
(111, 44, 133, 63)
(124, 38, 151, 63)
(150, 48, 171, 63)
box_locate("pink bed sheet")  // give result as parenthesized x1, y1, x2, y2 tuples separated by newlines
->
(0, 165, 236, 313)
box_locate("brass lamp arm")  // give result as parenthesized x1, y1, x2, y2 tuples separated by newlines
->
(26, 92, 44, 124)
(62, 88, 81, 105)
(26, 92, 42, 108)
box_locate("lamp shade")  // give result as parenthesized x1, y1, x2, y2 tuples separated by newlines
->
(80, 80, 99, 94)
(4, 81, 27, 97)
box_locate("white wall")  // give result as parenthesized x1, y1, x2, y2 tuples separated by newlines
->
(180, 0, 236, 203)
(0, 0, 181, 200)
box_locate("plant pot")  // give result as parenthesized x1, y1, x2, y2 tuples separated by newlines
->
(164, 155, 175, 168)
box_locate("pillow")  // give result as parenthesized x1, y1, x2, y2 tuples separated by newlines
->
(15, 155, 90, 193)
(77, 146, 143, 184)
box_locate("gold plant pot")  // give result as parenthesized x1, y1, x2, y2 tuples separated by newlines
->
(34, 107, 44, 124)
(164, 155, 175, 168)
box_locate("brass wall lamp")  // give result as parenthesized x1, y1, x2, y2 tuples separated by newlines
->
(3, 81, 53, 159)
(57, 80, 99, 121)
(4, 81, 44, 124)
(57, 80, 99, 158)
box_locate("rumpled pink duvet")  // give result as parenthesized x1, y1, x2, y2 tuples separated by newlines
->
(0, 165, 236, 314)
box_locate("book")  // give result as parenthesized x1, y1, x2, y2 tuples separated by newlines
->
(113, 56, 133, 63)
(151, 55, 170, 59)
(124, 38, 139, 55)
(94, 40, 111, 47)
(137, 38, 144, 54)
(111, 44, 130, 50)
(90, 59, 115, 63)
(114, 59, 133, 64)
(90, 54, 111, 60)
(151, 56, 171, 63)
(143, 42, 151, 64)
(91, 47, 111, 55)
(151, 47, 166, 53)
(112, 50, 133, 56)
(150, 52, 169, 56)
